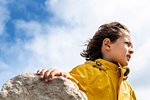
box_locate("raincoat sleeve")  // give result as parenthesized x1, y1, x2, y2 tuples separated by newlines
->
(66, 64, 90, 92)
(66, 63, 108, 95)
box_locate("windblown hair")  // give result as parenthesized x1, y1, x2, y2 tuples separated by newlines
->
(80, 22, 130, 61)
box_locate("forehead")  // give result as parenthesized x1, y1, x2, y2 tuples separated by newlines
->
(121, 30, 132, 41)
(119, 30, 133, 47)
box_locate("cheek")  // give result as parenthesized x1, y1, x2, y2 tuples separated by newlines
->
(123, 45, 129, 52)
(120, 44, 128, 51)
(117, 46, 128, 57)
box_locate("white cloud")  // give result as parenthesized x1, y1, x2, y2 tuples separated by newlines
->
(134, 87, 150, 100)
(14, 19, 87, 72)
(45, 0, 150, 28)
(130, 37, 150, 72)
(15, 20, 43, 37)
(0, 70, 14, 89)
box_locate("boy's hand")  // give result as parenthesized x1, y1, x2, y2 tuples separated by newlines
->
(36, 68, 67, 82)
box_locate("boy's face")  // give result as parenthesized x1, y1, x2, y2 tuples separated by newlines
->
(105, 31, 134, 66)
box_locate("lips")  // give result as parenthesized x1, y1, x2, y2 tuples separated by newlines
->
(127, 54, 131, 61)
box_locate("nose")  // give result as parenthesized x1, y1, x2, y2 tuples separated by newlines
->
(129, 47, 134, 54)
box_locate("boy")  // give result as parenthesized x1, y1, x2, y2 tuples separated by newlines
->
(37, 22, 137, 100)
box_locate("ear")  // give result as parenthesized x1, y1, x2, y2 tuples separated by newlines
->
(102, 38, 111, 51)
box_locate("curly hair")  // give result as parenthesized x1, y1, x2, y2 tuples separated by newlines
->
(80, 22, 130, 61)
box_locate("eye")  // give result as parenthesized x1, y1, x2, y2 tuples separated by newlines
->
(124, 42, 130, 46)
(124, 42, 129, 44)
(124, 41, 134, 48)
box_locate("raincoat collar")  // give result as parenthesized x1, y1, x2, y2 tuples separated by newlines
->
(95, 58, 120, 72)
(85, 58, 130, 79)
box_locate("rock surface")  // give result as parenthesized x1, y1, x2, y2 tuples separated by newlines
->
(0, 73, 87, 100)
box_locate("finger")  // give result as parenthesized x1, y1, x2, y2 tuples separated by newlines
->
(49, 69, 60, 80)
(60, 72, 67, 78)
(62, 72, 67, 78)
(36, 69, 43, 75)
(39, 69, 47, 79)
(44, 69, 54, 82)
(60, 72, 63, 76)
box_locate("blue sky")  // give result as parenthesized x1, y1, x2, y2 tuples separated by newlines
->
(1, 0, 150, 99)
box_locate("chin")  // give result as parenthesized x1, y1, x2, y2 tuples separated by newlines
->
(120, 61, 128, 66)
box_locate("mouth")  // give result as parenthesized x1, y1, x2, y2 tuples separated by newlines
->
(127, 54, 131, 61)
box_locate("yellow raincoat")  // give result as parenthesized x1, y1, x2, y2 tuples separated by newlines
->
(67, 59, 136, 100)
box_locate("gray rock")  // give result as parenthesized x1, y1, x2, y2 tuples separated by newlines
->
(0, 73, 87, 100)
